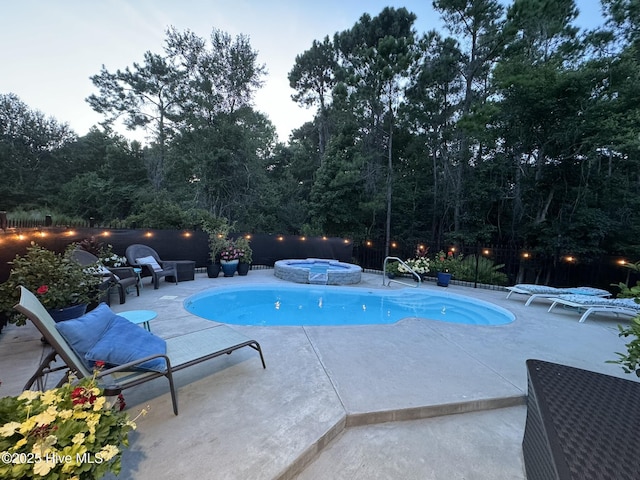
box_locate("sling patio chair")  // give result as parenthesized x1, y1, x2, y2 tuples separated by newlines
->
(505, 284, 610, 306)
(14, 286, 266, 415)
(546, 294, 640, 323)
(125, 244, 178, 290)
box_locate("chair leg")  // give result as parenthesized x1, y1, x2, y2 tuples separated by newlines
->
(118, 284, 126, 304)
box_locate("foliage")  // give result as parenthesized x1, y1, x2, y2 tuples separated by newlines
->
(219, 241, 243, 262)
(98, 247, 127, 268)
(453, 256, 509, 286)
(201, 217, 234, 263)
(385, 260, 401, 276)
(3, 5, 640, 268)
(610, 313, 640, 377)
(233, 236, 253, 264)
(0, 243, 102, 326)
(430, 250, 464, 276)
(77, 238, 126, 268)
(0, 367, 140, 479)
(399, 257, 430, 275)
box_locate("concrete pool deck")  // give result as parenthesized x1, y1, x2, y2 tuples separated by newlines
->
(0, 269, 634, 479)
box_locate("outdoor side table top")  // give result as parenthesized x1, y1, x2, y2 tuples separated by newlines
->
(118, 310, 157, 331)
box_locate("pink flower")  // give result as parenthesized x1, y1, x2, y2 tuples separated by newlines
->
(37, 285, 49, 295)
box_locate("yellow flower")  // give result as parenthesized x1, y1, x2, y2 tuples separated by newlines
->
(17, 390, 40, 402)
(57, 409, 73, 420)
(72, 433, 85, 444)
(99, 444, 119, 461)
(33, 457, 56, 476)
(13, 438, 27, 450)
(0, 421, 20, 437)
(40, 389, 61, 405)
(92, 396, 106, 411)
(31, 409, 57, 427)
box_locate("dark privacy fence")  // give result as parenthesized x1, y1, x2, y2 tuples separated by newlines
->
(0, 222, 635, 291)
(0, 227, 354, 282)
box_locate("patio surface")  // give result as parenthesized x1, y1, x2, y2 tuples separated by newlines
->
(0, 269, 634, 479)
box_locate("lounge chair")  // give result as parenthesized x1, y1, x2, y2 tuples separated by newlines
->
(505, 284, 610, 306)
(14, 286, 266, 415)
(125, 244, 179, 290)
(546, 294, 640, 323)
(71, 248, 139, 304)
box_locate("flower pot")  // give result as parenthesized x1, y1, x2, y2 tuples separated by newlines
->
(437, 272, 452, 287)
(47, 303, 88, 322)
(237, 262, 250, 276)
(220, 259, 239, 277)
(207, 263, 221, 278)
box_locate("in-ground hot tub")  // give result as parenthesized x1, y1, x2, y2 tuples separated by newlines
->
(274, 258, 362, 285)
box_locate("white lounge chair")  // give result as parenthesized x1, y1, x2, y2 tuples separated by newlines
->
(547, 294, 640, 323)
(505, 284, 610, 306)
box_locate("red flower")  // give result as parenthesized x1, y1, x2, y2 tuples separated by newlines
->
(36, 285, 49, 295)
(94, 360, 105, 369)
(116, 393, 127, 411)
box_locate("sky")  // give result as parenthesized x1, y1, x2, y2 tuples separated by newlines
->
(1, 0, 606, 144)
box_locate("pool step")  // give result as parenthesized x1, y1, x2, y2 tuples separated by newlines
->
(308, 272, 328, 284)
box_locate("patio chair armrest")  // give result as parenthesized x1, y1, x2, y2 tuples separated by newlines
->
(108, 267, 136, 279)
(95, 353, 173, 376)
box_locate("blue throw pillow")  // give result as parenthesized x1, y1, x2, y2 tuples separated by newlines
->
(84, 315, 167, 373)
(55, 303, 116, 369)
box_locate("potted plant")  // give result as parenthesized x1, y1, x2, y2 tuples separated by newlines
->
(0, 243, 102, 325)
(219, 240, 241, 277)
(400, 256, 430, 280)
(235, 236, 253, 276)
(433, 251, 456, 287)
(0, 365, 143, 480)
(201, 218, 233, 278)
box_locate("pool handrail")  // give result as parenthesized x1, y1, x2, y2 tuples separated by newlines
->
(382, 256, 421, 288)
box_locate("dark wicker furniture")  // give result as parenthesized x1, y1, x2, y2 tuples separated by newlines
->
(523, 359, 640, 480)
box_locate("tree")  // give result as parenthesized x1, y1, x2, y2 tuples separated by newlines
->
(288, 36, 337, 154)
(0, 93, 76, 209)
(332, 7, 417, 254)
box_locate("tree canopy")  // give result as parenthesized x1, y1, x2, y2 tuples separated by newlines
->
(1, 3, 639, 268)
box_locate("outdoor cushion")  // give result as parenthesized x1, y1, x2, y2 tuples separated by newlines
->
(85, 315, 167, 372)
(55, 303, 115, 368)
(136, 255, 163, 271)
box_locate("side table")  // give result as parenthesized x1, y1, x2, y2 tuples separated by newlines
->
(166, 260, 196, 282)
(118, 310, 157, 331)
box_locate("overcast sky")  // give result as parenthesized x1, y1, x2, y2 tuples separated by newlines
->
(1, 0, 606, 143)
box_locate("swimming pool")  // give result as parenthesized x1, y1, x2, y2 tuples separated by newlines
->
(184, 284, 514, 326)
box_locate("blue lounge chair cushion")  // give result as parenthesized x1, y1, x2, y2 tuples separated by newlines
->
(55, 302, 167, 372)
(55, 303, 114, 367)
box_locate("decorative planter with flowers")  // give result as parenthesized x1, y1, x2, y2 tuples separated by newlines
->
(0, 364, 143, 480)
(0, 243, 102, 326)
(220, 242, 241, 277)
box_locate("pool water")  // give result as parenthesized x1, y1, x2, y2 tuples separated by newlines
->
(184, 284, 514, 326)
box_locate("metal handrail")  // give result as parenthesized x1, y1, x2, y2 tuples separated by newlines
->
(382, 256, 421, 287)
